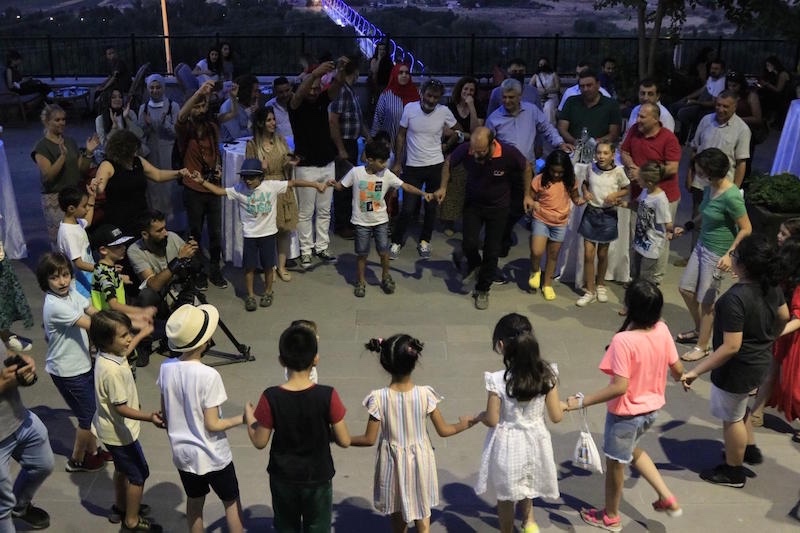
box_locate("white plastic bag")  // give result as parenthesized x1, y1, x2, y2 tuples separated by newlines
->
(573, 409, 604, 474)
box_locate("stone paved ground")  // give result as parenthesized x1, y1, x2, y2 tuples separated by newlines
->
(1, 116, 798, 532)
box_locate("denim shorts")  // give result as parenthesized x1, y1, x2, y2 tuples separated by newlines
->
(243, 235, 276, 271)
(603, 410, 658, 464)
(50, 370, 96, 430)
(709, 383, 749, 423)
(531, 218, 567, 242)
(354, 222, 390, 256)
(105, 441, 150, 486)
(678, 242, 722, 305)
(178, 461, 240, 501)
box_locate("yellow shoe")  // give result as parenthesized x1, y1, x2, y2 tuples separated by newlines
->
(542, 286, 556, 300)
(522, 523, 540, 533)
(528, 271, 541, 289)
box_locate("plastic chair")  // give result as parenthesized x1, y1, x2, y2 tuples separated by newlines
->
(175, 63, 199, 100)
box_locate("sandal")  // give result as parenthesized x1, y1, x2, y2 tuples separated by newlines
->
(275, 268, 292, 282)
(580, 508, 622, 532)
(681, 346, 710, 362)
(652, 495, 683, 517)
(676, 329, 699, 344)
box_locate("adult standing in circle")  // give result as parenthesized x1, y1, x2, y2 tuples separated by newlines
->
(31, 104, 99, 249)
(370, 63, 419, 146)
(677, 148, 752, 363)
(246, 106, 299, 282)
(138, 74, 182, 227)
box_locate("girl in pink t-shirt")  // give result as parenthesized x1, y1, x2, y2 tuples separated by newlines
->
(563, 279, 685, 531)
(528, 150, 582, 302)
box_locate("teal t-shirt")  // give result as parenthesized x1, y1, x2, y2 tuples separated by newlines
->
(699, 184, 746, 256)
(558, 95, 622, 140)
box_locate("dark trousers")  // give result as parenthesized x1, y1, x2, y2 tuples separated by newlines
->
(501, 179, 525, 253)
(392, 163, 443, 245)
(333, 138, 358, 232)
(463, 204, 509, 292)
(183, 187, 222, 275)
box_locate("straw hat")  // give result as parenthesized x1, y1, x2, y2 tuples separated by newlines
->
(166, 304, 219, 352)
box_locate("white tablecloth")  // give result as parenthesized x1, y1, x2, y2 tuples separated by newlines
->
(771, 99, 800, 176)
(221, 137, 298, 267)
(555, 162, 631, 286)
(0, 140, 27, 259)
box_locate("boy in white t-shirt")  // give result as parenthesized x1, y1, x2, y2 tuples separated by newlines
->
(329, 140, 431, 297)
(159, 304, 245, 533)
(626, 161, 682, 284)
(192, 158, 324, 311)
(57, 186, 97, 298)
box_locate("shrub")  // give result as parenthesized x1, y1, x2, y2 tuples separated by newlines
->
(746, 173, 800, 213)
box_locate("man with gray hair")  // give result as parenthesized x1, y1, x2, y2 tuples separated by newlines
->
(486, 78, 572, 259)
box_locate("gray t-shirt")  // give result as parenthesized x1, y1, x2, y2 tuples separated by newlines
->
(127, 231, 185, 278)
(0, 344, 27, 442)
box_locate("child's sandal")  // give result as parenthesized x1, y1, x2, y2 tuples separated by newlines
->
(580, 508, 622, 532)
(652, 495, 683, 517)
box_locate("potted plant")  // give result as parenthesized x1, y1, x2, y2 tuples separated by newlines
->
(745, 172, 800, 242)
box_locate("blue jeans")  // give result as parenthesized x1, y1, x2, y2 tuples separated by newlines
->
(0, 411, 54, 533)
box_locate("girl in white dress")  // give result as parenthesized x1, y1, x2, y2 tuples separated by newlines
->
(351, 335, 476, 533)
(475, 313, 563, 533)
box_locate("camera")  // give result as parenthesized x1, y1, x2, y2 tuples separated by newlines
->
(4, 354, 37, 387)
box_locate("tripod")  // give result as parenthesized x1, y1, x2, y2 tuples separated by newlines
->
(192, 290, 254, 366)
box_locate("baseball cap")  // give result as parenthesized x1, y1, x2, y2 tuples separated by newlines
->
(91, 224, 134, 249)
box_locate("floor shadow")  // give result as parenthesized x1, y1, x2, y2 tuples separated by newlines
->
(332, 496, 386, 531)
(30, 405, 76, 458)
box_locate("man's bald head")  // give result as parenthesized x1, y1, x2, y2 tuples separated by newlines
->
(470, 127, 495, 162)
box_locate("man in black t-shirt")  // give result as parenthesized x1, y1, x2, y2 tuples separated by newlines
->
(288, 60, 346, 269)
(435, 127, 533, 310)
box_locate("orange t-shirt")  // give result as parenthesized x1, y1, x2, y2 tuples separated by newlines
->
(530, 173, 577, 226)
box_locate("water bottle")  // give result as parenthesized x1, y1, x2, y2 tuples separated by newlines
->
(578, 127, 593, 164)
(711, 267, 724, 292)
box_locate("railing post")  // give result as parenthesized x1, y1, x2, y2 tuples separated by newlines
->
(554, 33, 560, 72)
(469, 33, 475, 76)
(47, 35, 55, 80)
(301, 33, 306, 55)
(130, 33, 137, 68)
(716, 35, 722, 59)
(795, 40, 800, 75)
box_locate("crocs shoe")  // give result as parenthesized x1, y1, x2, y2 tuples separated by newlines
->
(260, 292, 274, 308)
(542, 286, 556, 301)
(528, 270, 541, 290)
(522, 522, 540, 533)
(381, 275, 396, 294)
(580, 508, 622, 532)
(244, 296, 257, 312)
(354, 282, 366, 298)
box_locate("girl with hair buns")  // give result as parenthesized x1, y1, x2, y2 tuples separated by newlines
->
(474, 313, 563, 533)
(351, 334, 476, 533)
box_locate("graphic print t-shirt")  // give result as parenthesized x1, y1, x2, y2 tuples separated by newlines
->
(341, 166, 404, 226)
(225, 180, 289, 238)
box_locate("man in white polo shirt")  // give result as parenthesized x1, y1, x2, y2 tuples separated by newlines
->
(390, 79, 458, 259)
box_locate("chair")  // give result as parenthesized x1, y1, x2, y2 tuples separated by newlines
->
(126, 62, 151, 111)
(0, 72, 41, 123)
(174, 62, 199, 100)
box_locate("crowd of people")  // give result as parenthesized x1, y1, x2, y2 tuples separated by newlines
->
(1, 43, 799, 532)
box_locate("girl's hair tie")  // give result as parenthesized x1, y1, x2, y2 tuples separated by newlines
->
(406, 338, 424, 358)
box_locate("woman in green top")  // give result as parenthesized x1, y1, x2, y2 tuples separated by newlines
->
(31, 104, 99, 249)
(677, 148, 752, 362)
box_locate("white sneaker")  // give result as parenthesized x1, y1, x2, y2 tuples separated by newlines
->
(389, 243, 402, 260)
(576, 291, 597, 307)
(596, 285, 609, 303)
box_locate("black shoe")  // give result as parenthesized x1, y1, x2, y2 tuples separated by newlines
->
(12, 503, 50, 529)
(121, 516, 162, 532)
(700, 463, 745, 488)
(209, 272, 228, 288)
(315, 249, 338, 263)
(193, 275, 208, 291)
(109, 503, 151, 524)
(491, 269, 509, 285)
(721, 444, 764, 465)
(135, 351, 150, 368)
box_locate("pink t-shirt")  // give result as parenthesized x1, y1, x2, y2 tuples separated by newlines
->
(598, 320, 679, 416)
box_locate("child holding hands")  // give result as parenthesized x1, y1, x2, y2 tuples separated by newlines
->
(474, 313, 562, 533)
(564, 279, 685, 531)
(350, 334, 476, 533)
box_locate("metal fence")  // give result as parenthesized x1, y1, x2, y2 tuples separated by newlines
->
(2, 33, 797, 82)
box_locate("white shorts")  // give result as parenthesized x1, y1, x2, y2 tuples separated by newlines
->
(709, 383, 749, 422)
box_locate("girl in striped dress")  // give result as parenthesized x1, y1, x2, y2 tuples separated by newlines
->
(351, 335, 477, 532)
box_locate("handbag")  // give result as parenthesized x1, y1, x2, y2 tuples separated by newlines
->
(572, 408, 604, 473)
(276, 188, 298, 232)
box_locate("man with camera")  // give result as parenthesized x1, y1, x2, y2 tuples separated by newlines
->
(1, 345, 54, 531)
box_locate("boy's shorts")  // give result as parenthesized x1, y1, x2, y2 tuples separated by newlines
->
(603, 410, 658, 464)
(243, 235, 276, 271)
(105, 440, 150, 486)
(354, 222, 390, 256)
(50, 370, 96, 430)
(270, 478, 332, 533)
(531, 218, 567, 242)
(709, 383, 749, 423)
(178, 461, 240, 501)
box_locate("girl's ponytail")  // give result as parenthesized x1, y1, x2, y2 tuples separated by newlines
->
(365, 338, 384, 353)
(368, 334, 423, 376)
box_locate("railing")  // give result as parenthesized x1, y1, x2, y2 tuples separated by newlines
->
(2, 33, 797, 82)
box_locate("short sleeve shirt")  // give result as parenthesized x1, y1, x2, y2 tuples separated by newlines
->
(691, 114, 751, 187)
(558, 95, 622, 140)
(94, 352, 140, 446)
(530, 173, 577, 226)
(91, 262, 126, 310)
(43, 288, 91, 377)
(584, 164, 629, 208)
(633, 189, 671, 259)
(341, 166, 404, 226)
(620, 126, 682, 202)
(399, 102, 457, 167)
(450, 141, 527, 209)
(699, 185, 747, 256)
(289, 92, 336, 166)
(127, 232, 186, 277)
(711, 283, 785, 393)
(225, 180, 288, 238)
(31, 136, 82, 194)
(598, 321, 679, 416)
(57, 219, 94, 298)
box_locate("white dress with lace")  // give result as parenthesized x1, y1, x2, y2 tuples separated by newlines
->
(475, 370, 559, 501)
